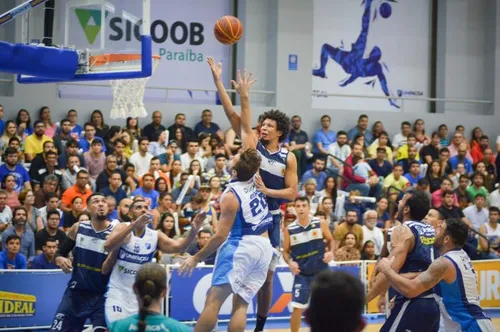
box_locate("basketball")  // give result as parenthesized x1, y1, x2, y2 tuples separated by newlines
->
(214, 16, 243, 45)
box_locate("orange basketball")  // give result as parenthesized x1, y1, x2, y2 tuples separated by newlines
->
(214, 16, 243, 45)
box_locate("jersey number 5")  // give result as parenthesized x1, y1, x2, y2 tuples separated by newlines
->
(249, 195, 268, 217)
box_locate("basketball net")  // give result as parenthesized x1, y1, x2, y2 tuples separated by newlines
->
(103, 57, 160, 119)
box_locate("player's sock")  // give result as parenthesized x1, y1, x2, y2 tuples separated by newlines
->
(254, 314, 267, 332)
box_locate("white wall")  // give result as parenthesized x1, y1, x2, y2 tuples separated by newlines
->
(1, 0, 500, 141)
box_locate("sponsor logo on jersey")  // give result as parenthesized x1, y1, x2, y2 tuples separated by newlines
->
(118, 265, 137, 276)
(118, 249, 152, 264)
(145, 243, 152, 250)
(0, 291, 36, 318)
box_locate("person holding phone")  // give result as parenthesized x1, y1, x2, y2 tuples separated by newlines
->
(102, 197, 207, 324)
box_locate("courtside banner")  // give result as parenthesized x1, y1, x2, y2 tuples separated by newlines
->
(168, 264, 360, 321)
(0, 270, 70, 330)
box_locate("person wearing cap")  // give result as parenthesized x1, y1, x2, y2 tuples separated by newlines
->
(24, 120, 53, 162)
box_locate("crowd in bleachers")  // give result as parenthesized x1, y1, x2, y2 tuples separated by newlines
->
(0, 104, 499, 269)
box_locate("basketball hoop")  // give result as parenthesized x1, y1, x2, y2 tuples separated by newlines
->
(89, 53, 160, 119)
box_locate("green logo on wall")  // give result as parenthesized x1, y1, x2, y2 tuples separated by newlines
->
(75, 9, 109, 44)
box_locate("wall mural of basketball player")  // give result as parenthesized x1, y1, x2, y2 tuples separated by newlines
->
(312, 0, 400, 109)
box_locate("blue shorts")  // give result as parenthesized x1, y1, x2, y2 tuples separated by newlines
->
(269, 212, 281, 248)
(381, 296, 440, 332)
(50, 288, 107, 332)
(291, 274, 315, 309)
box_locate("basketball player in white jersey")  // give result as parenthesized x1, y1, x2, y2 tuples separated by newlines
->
(377, 218, 495, 332)
(102, 197, 207, 324)
(208, 57, 298, 332)
(179, 70, 274, 332)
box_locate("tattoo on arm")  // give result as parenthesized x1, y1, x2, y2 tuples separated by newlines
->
(417, 258, 449, 290)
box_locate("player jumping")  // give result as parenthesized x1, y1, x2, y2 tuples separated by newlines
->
(283, 197, 334, 332)
(377, 218, 495, 332)
(367, 191, 440, 331)
(208, 57, 298, 332)
(102, 197, 207, 324)
(51, 193, 112, 332)
(179, 70, 274, 332)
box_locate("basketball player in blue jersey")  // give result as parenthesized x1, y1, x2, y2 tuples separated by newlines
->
(102, 197, 207, 324)
(208, 57, 298, 332)
(51, 192, 113, 332)
(283, 196, 334, 332)
(367, 191, 440, 331)
(377, 218, 495, 332)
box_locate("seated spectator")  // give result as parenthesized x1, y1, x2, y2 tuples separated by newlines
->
(62, 197, 84, 231)
(4, 174, 21, 208)
(19, 189, 43, 233)
(368, 147, 393, 178)
(208, 176, 223, 207)
(375, 197, 390, 229)
(1, 207, 35, 260)
(334, 232, 361, 262)
(415, 178, 432, 204)
(361, 240, 378, 260)
(352, 155, 375, 183)
(131, 174, 160, 209)
(404, 161, 422, 187)
(420, 132, 441, 165)
(204, 142, 226, 172)
(463, 193, 489, 230)
(347, 114, 372, 145)
(167, 113, 194, 142)
(333, 210, 363, 252)
(301, 157, 328, 191)
(299, 178, 322, 214)
(24, 120, 53, 162)
(224, 127, 242, 158)
(5, 136, 25, 164)
(470, 127, 483, 150)
(392, 121, 411, 151)
(187, 228, 217, 265)
(57, 139, 85, 172)
(431, 178, 457, 208)
(104, 125, 122, 155)
(449, 143, 472, 174)
(95, 155, 136, 193)
(60, 155, 81, 191)
(79, 122, 106, 153)
(447, 131, 472, 162)
(34, 175, 59, 209)
(129, 137, 154, 177)
(100, 171, 128, 204)
(313, 115, 337, 157)
(343, 190, 368, 225)
(343, 143, 379, 197)
(450, 163, 466, 189)
(90, 110, 110, 138)
(438, 124, 449, 146)
(479, 150, 496, 189)
(438, 147, 453, 177)
(148, 129, 168, 157)
(396, 134, 420, 163)
(39, 193, 63, 227)
(106, 196, 119, 221)
(361, 210, 384, 256)
(187, 159, 203, 190)
(61, 170, 93, 213)
(112, 139, 128, 169)
(398, 146, 420, 174)
(327, 130, 351, 176)
(202, 154, 231, 189)
(194, 109, 223, 139)
(488, 186, 500, 209)
(180, 138, 203, 171)
(413, 119, 431, 150)
(16, 108, 33, 138)
(367, 131, 393, 163)
(318, 197, 337, 231)
(351, 133, 368, 158)
(31, 237, 58, 269)
(143, 111, 167, 141)
(426, 161, 443, 193)
(121, 129, 137, 158)
(471, 135, 494, 164)
(65, 109, 84, 140)
(0, 147, 31, 193)
(466, 172, 489, 201)
(438, 190, 472, 228)
(454, 174, 472, 209)
(383, 164, 409, 197)
(478, 207, 500, 259)
(35, 210, 66, 255)
(52, 118, 73, 154)
(475, 161, 495, 193)
(1, 121, 21, 148)
(32, 151, 62, 191)
(84, 139, 106, 182)
(0, 235, 27, 269)
(286, 115, 310, 177)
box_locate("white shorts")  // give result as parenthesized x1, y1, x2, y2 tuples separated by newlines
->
(268, 249, 281, 272)
(105, 292, 138, 324)
(212, 235, 273, 304)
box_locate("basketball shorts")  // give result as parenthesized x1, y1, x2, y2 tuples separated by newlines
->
(380, 295, 440, 332)
(105, 291, 139, 324)
(212, 235, 273, 304)
(50, 288, 107, 332)
(291, 273, 315, 309)
(269, 211, 281, 248)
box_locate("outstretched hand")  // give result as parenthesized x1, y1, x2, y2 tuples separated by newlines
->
(207, 57, 222, 82)
(231, 69, 257, 98)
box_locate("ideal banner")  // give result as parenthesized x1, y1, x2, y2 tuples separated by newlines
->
(58, 0, 231, 103)
(168, 264, 360, 321)
(0, 270, 70, 330)
(312, 0, 431, 112)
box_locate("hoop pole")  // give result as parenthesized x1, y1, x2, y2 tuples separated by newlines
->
(142, 0, 150, 36)
(0, 0, 50, 27)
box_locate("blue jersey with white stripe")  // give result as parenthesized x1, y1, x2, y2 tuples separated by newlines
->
(224, 178, 273, 240)
(438, 249, 490, 331)
(397, 220, 436, 299)
(256, 141, 288, 211)
(288, 217, 328, 275)
(69, 221, 113, 294)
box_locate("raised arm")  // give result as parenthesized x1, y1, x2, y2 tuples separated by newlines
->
(231, 69, 258, 150)
(207, 57, 241, 137)
(157, 211, 206, 254)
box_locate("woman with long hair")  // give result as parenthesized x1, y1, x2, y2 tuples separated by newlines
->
(470, 127, 483, 150)
(361, 240, 378, 260)
(121, 129, 136, 158)
(197, 132, 212, 159)
(0, 121, 21, 147)
(155, 177, 168, 194)
(62, 196, 85, 231)
(174, 127, 187, 154)
(426, 160, 443, 193)
(334, 232, 361, 261)
(167, 160, 182, 189)
(413, 119, 430, 149)
(126, 117, 142, 139)
(156, 212, 177, 239)
(318, 176, 338, 209)
(15, 109, 32, 139)
(351, 133, 367, 157)
(208, 176, 222, 215)
(188, 159, 202, 189)
(375, 197, 390, 229)
(371, 121, 384, 143)
(18, 189, 43, 233)
(39, 106, 57, 138)
(91, 110, 109, 138)
(109, 263, 189, 331)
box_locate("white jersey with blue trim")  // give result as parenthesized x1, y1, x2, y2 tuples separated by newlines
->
(107, 226, 158, 295)
(437, 249, 492, 332)
(224, 178, 273, 240)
